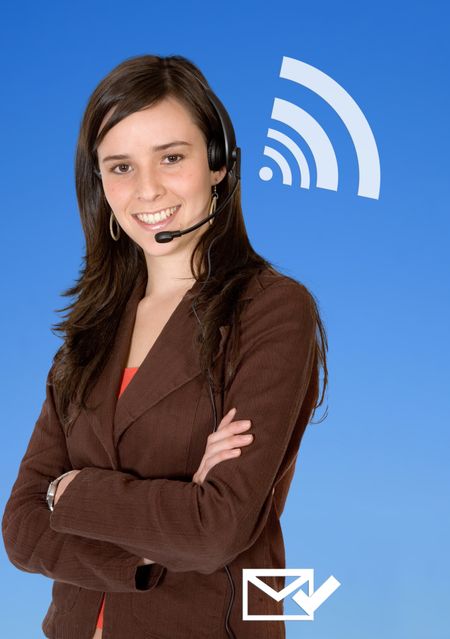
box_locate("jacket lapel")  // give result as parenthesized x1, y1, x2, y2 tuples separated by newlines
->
(112, 278, 230, 447)
(84, 272, 235, 466)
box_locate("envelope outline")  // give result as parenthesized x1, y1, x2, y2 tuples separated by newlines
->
(242, 568, 315, 621)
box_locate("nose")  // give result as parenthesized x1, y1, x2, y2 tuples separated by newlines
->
(134, 167, 166, 201)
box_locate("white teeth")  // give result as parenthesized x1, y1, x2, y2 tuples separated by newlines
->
(136, 206, 178, 224)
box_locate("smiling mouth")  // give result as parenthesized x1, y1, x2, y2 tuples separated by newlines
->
(132, 205, 180, 225)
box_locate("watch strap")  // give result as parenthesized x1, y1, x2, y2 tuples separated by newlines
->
(46, 470, 73, 512)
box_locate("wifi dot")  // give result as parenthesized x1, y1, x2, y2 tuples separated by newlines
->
(259, 166, 273, 181)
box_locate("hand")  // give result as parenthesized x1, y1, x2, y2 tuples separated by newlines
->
(192, 407, 253, 485)
(54, 470, 82, 506)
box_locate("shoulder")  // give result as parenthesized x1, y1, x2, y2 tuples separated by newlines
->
(236, 266, 317, 345)
(242, 266, 315, 315)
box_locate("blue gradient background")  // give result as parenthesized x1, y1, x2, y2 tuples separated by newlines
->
(1, 1, 449, 637)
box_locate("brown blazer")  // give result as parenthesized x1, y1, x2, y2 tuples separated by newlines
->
(2, 266, 317, 639)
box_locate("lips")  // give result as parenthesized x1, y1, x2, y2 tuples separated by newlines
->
(132, 205, 180, 231)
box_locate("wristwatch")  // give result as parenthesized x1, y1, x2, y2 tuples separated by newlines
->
(46, 471, 73, 512)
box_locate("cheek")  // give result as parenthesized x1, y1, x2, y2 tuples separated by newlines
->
(172, 170, 210, 199)
(103, 183, 129, 207)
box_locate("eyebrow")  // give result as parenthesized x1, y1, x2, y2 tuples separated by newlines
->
(101, 140, 192, 163)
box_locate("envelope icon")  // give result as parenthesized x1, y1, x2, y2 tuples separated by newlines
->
(242, 568, 341, 621)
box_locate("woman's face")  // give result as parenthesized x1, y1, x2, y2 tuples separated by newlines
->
(96, 96, 227, 260)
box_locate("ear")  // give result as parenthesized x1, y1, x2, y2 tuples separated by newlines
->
(212, 165, 227, 186)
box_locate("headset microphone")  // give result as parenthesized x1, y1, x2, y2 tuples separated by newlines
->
(155, 150, 240, 243)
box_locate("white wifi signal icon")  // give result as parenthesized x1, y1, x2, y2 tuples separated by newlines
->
(259, 57, 381, 199)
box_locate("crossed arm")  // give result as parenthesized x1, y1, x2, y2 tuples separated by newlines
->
(53, 407, 254, 566)
(2, 281, 316, 591)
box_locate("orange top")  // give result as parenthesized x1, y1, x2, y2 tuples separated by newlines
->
(96, 366, 139, 630)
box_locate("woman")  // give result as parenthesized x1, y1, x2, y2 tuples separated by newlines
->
(2, 54, 327, 639)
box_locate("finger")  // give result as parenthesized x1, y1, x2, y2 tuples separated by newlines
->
(194, 433, 252, 485)
(217, 407, 237, 430)
(195, 416, 251, 482)
(208, 420, 252, 446)
(203, 433, 254, 465)
(199, 448, 242, 481)
(229, 420, 252, 433)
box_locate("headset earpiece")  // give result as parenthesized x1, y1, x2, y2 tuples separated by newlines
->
(198, 80, 239, 177)
(207, 138, 226, 172)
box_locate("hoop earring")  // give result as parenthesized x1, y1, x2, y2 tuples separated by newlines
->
(209, 185, 218, 225)
(109, 211, 121, 241)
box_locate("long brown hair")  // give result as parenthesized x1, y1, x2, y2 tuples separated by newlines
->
(50, 54, 328, 434)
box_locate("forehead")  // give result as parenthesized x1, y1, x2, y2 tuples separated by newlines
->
(98, 97, 200, 147)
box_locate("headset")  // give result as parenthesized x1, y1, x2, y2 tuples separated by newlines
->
(154, 80, 241, 243)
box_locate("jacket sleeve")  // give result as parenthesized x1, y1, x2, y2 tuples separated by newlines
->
(1, 366, 166, 592)
(49, 280, 317, 575)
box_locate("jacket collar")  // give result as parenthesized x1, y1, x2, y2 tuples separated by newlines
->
(83, 271, 258, 469)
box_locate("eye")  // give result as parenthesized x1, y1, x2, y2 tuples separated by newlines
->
(162, 154, 184, 164)
(111, 163, 131, 174)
